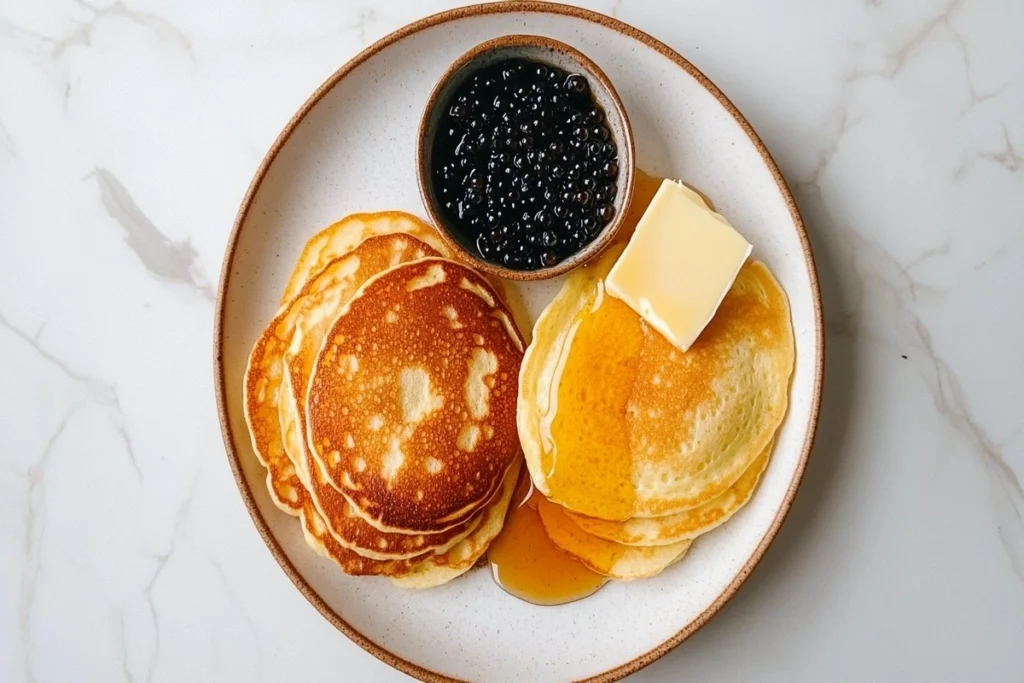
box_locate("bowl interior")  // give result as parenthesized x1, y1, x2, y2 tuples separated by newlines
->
(418, 35, 635, 279)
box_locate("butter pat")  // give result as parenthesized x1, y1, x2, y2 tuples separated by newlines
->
(606, 179, 752, 351)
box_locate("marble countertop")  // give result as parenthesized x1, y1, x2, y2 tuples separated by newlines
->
(2, 0, 1022, 681)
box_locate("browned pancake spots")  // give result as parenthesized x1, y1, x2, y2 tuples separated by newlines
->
(269, 233, 460, 556)
(246, 234, 437, 515)
(307, 259, 523, 532)
(300, 501, 432, 576)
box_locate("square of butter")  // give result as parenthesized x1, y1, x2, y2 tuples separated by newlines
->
(606, 179, 752, 351)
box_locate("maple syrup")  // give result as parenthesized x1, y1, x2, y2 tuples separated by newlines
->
(487, 171, 666, 604)
(488, 471, 606, 605)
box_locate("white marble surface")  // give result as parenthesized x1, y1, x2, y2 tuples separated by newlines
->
(1, 0, 1021, 681)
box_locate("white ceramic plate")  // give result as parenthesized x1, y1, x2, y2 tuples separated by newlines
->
(215, 3, 823, 682)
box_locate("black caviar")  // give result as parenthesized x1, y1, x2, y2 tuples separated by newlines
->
(431, 58, 619, 270)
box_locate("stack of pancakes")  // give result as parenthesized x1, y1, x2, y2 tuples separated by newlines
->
(244, 212, 524, 588)
(517, 183, 795, 581)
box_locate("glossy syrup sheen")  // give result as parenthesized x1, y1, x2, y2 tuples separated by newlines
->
(534, 170, 665, 522)
(487, 170, 663, 603)
(539, 288, 644, 521)
(488, 470, 606, 605)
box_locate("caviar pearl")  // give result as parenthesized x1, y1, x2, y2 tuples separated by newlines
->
(432, 58, 619, 270)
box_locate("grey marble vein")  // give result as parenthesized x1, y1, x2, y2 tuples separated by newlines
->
(955, 125, 1023, 179)
(205, 550, 263, 659)
(801, 0, 984, 191)
(0, 312, 143, 481)
(808, 193, 1024, 579)
(349, 6, 377, 45)
(140, 556, 166, 683)
(797, 110, 852, 193)
(0, 1, 191, 59)
(913, 318, 1024, 581)
(982, 125, 1023, 174)
(59, 0, 194, 62)
(971, 233, 1024, 274)
(19, 407, 76, 683)
(0, 1, 193, 108)
(91, 168, 215, 302)
(845, 0, 1005, 108)
(142, 473, 199, 683)
(114, 609, 136, 683)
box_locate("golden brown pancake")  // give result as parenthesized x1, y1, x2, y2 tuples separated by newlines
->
(306, 258, 524, 534)
(299, 499, 431, 576)
(243, 231, 441, 518)
(282, 366, 484, 559)
(273, 234, 492, 559)
(302, 460, 520, 583)
(391, 460, 521, 588)
(281, 211, 448, 305)
(563, 439, 774, 546)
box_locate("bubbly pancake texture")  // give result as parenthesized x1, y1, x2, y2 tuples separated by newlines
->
(273, 235, 488, 558)
(564, 439, 773, 546)
(281, 211, 448, 305)
(299, 498, 431, 576)
(391, 460, 521, 589)
(301, 461, 519, 582)
(281, 366, 483, 560)
(535, 496, 691, 580)
(519, 246, 793, 521)
(307, 258, 525, 533)
(243, 231, 441, 517)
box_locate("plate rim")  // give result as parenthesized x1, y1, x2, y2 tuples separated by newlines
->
(213, 2, 825, 681)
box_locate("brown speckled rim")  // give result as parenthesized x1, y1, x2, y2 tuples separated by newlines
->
(416, 33, 635, 281)
(213, 3, 825, 682)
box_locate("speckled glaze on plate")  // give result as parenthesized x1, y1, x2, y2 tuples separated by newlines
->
(214, 3, 824, 682)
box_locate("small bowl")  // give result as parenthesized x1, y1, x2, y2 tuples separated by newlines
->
(417, 34, 635, 281)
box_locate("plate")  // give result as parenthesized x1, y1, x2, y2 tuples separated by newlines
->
(214, 3, 823, 681)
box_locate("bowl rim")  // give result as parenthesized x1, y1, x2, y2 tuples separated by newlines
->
(214, 3, 825, 682)
(415, 33, 636, 281)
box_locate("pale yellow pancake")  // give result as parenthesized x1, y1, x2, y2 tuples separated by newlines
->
(519, 246, 793, 521)
(535, 495, 691, 580)
(306, 258, 525, 534)
(564, 439, 774, 546)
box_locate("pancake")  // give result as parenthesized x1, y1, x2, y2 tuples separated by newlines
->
(535, 495, 691, 580)
(391, 460, 521, 589)
(273, 234, 491, 558)
(306, 258, 525, 533)
(302, 461, 519, 583)
(298, 499, 431, 576)
(281, 211, 449, 305)
(281, 366, 483, 559)
(243, 230, 441, 517)
(563, 438, 774, 546)
(519, 245, 793, 521)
